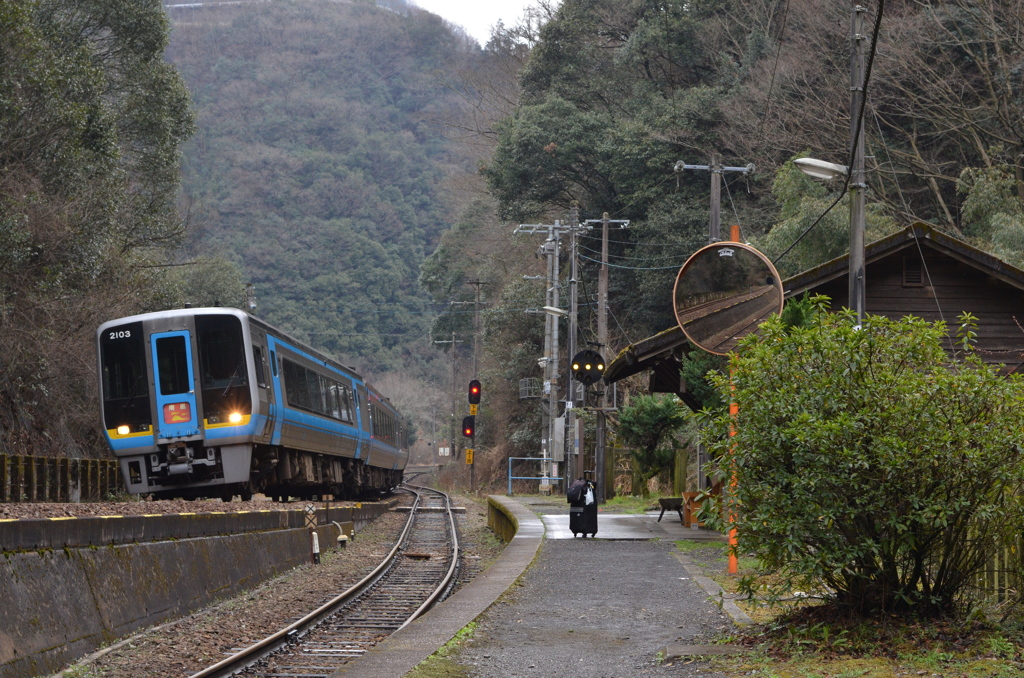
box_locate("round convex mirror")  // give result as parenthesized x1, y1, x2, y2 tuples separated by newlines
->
(672, 242, 784, 355)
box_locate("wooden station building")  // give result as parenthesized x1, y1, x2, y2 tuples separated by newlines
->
(604, 222, 1024, 407)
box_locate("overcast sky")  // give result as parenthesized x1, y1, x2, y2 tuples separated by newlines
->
(410, 0, 549, 45)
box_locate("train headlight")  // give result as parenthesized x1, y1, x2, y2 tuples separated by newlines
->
(117, 425, 130, 436)
(228, 412, 243, 424)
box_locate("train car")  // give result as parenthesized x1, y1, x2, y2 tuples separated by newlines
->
(96, 307, 408, 500)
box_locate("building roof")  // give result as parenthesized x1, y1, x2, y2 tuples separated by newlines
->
(783, 221, 1024, 296)
(603, 222, 1024, 401)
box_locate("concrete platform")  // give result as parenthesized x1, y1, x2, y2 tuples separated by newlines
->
(542, 511, 726, 541)
(332, 497, 727, 677)
(331, 495, 543, 677)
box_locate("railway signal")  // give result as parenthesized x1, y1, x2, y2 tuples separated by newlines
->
(468, 379, 481, 415)
(571, 349, 605, 386)
(462, 415, 475, 437)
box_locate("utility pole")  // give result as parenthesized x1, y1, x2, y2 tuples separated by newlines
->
(673, 156, 755, 244)
(515, 218, 583, 491)
(433, 329, 463, 462)
(566, 205, 580, 485)
(849, 3, 867, 327)
(466, 281, 488, 376)
(465, 280, 487, 492)
(674, 156, 752, 495)
(582, 213, 628, 504)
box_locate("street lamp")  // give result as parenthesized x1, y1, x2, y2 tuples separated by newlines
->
(795, 4, 867, 328)
(793, 158, 848, 181)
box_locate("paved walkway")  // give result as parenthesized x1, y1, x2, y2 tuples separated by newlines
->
(334, 496, 745, 678)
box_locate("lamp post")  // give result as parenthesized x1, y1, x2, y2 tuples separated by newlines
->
(795, 4, 867, 327)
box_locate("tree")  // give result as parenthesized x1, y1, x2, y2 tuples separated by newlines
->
(617, 393, 690, 495)
(755, 157, 898, 277)
(700, 301, 1024, 617)
(0, 0, 194, 456)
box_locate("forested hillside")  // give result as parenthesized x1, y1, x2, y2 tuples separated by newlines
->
(165, 0, 478, 377)
(474, 0, 1024, 344)
(421, 0, 1024, 477)
(6, 0, 1024, 472)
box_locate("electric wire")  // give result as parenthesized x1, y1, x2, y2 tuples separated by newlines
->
(757, 0, 792, 141)
(577, 243, 699, 262)
(723, 173, 742, 229)
(773, 0, 886, 267)
(578, 253, 684, 270)
(607, 307, 636, 346)
(868, 105, 952, 350)
(578, 234, 706, 247)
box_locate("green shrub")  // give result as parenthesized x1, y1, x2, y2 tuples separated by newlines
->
(699, 301, 1024, 617)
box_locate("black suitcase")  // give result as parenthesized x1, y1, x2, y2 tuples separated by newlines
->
(569, 501, 598, 538)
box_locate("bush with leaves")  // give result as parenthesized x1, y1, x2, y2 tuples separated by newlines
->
(617, 393, 690, 494)
(699, 299, 1024, 617)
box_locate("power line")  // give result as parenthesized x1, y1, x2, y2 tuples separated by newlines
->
(757, 0, 792, 141)
(773, 0, 885, 266)
(578, 253, 684, 270)
(577, 243, 699, 261)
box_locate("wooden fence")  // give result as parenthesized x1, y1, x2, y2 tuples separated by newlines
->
(0, 454, 122, 503)
(978, 538, 1022, 604)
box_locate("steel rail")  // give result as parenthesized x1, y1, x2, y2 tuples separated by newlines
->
(188, 485, 459, 678)
(395, 485, 460, 632)
(188, 489, 424, 678)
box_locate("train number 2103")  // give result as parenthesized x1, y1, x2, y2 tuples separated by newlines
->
(108, 330, 132, 340)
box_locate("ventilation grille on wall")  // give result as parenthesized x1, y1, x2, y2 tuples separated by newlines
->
(903, 256, 924, 286)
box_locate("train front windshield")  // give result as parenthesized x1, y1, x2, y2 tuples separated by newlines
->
(196, 315, 252, 421)
(100, 321, 151, 432)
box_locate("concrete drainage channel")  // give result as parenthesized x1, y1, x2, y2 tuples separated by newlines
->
(0, 502, 394, 678)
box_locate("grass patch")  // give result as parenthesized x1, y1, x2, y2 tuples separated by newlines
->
(675, 539, 727, 554)
(406, 622, 478, 678)
(711, 605, 1024, 678)
(601, 494, 660, 514)
(674, 538, 1024, 677)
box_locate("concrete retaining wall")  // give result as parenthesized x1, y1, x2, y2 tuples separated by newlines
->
(0, 504, 386, 552)
(0, 502, 395, 678)
(487, 496, 518, 543)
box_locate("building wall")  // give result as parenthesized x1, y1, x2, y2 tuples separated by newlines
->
(805, 247, 1024, 373)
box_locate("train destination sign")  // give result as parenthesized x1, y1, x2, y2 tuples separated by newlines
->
(672, 242, 784, 355)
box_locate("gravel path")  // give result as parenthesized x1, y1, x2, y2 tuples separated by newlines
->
(451, 539, 733, 678)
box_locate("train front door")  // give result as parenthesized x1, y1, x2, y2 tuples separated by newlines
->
(151, 330, 201, 440)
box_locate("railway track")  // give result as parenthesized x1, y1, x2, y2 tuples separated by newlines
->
(677, 284, 779, 353)
(188, 485, 459, 678)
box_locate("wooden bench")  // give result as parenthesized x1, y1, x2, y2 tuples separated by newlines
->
(657, 497, 684, 523)
(658, 493, 708, 527)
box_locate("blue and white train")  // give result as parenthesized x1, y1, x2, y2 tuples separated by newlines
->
(96, 307, 407, 501)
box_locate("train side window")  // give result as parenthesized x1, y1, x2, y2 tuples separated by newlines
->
(270, 350, 278, 377)
(338, 385, 353, 423)
(253, 347, 267, 388)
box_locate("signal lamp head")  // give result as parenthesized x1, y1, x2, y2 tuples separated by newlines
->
(468, 379, 482, 405)
(570, 349, 607, 386)
(462, 415, 476, 437)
